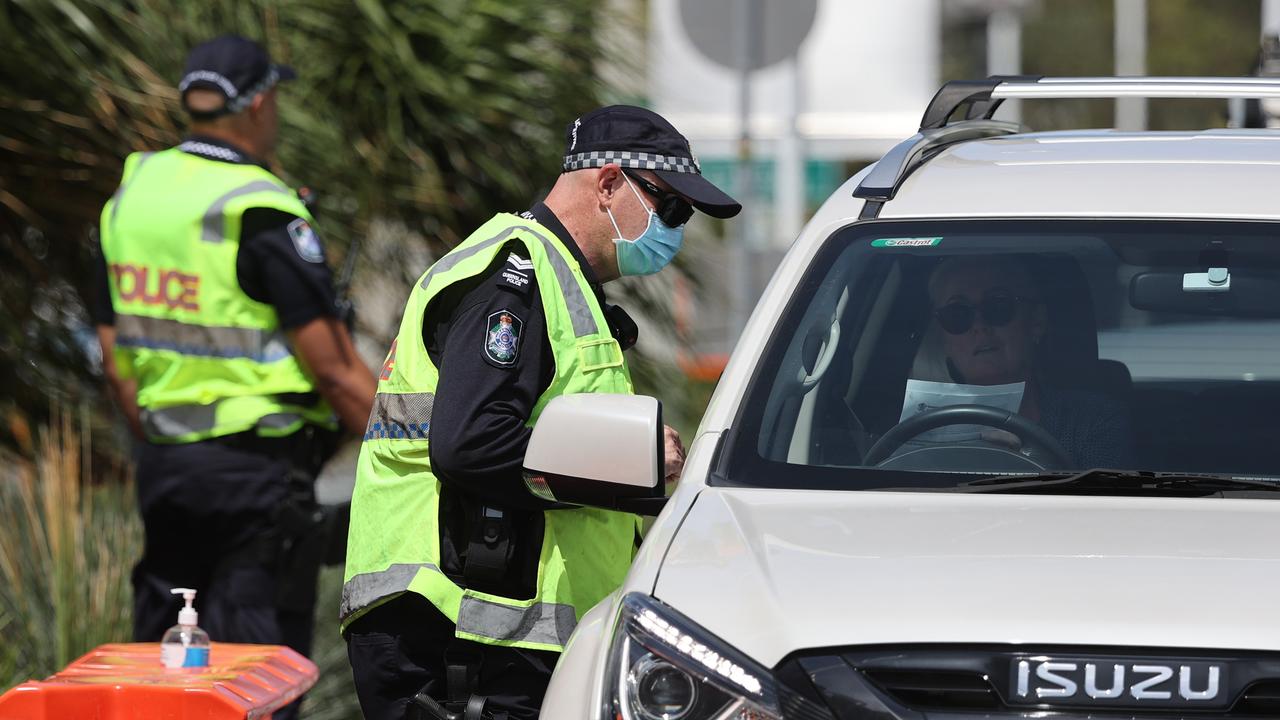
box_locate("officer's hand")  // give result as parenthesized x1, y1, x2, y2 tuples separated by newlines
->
(663, 425, 686, 493)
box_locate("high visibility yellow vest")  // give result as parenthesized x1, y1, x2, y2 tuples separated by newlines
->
(341, 214, 637, 652)
(99, 148, 335, 442)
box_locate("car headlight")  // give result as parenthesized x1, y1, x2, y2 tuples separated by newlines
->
(604, 593, 831, 720)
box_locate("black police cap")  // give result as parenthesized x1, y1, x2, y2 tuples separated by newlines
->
(179, 35, 296, 118)
(562, 105, 741, 219)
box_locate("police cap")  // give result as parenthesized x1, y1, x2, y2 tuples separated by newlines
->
(179, 34, 297, 119)
(562, 105, 742, 219)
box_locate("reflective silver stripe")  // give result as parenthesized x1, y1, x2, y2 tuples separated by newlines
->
(420, 227, 519, 289)
(140, 404, 306, 439)
(363, 392, 435, 441)
(256, 412, 305, 431)
(140, 404, 217, 438)
(202, 180, 293, 243)
(457, 595, 577, 648)
(340, 563, 578, 647)
(520, 225, 597, 338)
(116, 314, 291, 362)
(109, 152, 156, 232)
(340, 563, 438, 619)
(421, 225, 599, 338)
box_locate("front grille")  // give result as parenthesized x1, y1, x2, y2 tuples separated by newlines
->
(1235, 680, 1280, 716)
(861, 669, 998, 710)
(782, 645, 1280, 719)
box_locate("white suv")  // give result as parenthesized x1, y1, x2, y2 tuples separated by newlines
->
(527, 78, 1280, 720)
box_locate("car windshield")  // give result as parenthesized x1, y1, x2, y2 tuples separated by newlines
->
(722, 219, 1280, 492)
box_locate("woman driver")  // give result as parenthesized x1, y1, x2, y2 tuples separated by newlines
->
(927, 256, 1134, 468)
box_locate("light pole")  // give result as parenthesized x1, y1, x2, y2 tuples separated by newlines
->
(1114, 0, 1147, 131)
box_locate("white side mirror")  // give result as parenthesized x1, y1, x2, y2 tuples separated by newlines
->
(522, 394, 666, 514)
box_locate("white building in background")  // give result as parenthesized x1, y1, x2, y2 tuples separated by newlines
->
(651, 0, 940, 159)
(646, 0, 941, 366)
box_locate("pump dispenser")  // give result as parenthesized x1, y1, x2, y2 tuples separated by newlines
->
(160, 587, 210, 668)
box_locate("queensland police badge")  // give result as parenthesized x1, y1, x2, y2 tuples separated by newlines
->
(287, 217, 324, 263)
(485, 310, 523, 366)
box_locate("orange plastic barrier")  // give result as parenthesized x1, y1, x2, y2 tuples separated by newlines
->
(0, 642, 318, 720)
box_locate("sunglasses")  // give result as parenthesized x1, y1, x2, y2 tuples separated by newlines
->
(623, 169, 694, 227)
(934, 292, 1040, 335)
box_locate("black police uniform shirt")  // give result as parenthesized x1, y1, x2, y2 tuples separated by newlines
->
(424, 202, 618, 595)
(91, 135, 340, 331)
(90, 135, 341, 516)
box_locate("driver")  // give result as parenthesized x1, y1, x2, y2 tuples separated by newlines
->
(926, 256, 1135, 468)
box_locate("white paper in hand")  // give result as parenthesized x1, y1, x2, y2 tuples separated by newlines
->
(899, 379, 1026, 442)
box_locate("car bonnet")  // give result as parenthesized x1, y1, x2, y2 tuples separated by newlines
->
(653, 486, 1280, 667)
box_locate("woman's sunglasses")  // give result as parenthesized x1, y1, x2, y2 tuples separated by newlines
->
(623, 169, 694, 227)
(934, 292, 1040, 335)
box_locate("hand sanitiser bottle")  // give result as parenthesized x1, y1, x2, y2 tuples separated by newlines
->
(160, 587, 211, 668)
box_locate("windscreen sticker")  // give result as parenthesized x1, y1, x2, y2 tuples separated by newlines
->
(872, 237, 943, 248)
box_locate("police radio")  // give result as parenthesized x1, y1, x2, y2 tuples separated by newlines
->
(605, 303, 638, 351)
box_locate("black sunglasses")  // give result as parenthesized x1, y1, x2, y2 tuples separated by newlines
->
(622, 169, 694, 227)
(934, 292, 1040, 335)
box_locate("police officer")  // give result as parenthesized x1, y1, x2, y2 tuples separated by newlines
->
(92, 34, 376, 708)
(341, 106, 741, 720)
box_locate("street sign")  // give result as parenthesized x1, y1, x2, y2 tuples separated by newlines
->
(678, 0, 818, 71)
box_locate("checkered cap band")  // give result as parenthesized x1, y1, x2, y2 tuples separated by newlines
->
(179, 70, 239, 98)
(563, 151, 701, 174)
(225, 66, 280, 113)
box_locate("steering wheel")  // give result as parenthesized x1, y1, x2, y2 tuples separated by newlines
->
(862, 404, 1072, 468)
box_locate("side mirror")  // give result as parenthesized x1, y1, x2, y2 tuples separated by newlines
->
(522, 394, 667, 515)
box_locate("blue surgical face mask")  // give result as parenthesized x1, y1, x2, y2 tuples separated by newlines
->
(607, 174, 685, 277)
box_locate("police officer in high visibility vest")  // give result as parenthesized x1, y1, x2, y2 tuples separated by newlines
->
(92, 35, 376, 714)
(342, 106, 741, 720)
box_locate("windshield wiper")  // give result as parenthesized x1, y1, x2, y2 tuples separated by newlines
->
(958, 468, 1280, 495)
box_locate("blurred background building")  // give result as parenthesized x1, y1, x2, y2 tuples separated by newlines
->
(650, 0, 940, 379)
(643, 0, 1280, 382)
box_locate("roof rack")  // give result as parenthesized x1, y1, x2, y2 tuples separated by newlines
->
(854, 76, 1280, 204)
(920, 75, 1280, 130)
(852, 120, 1021, 201)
